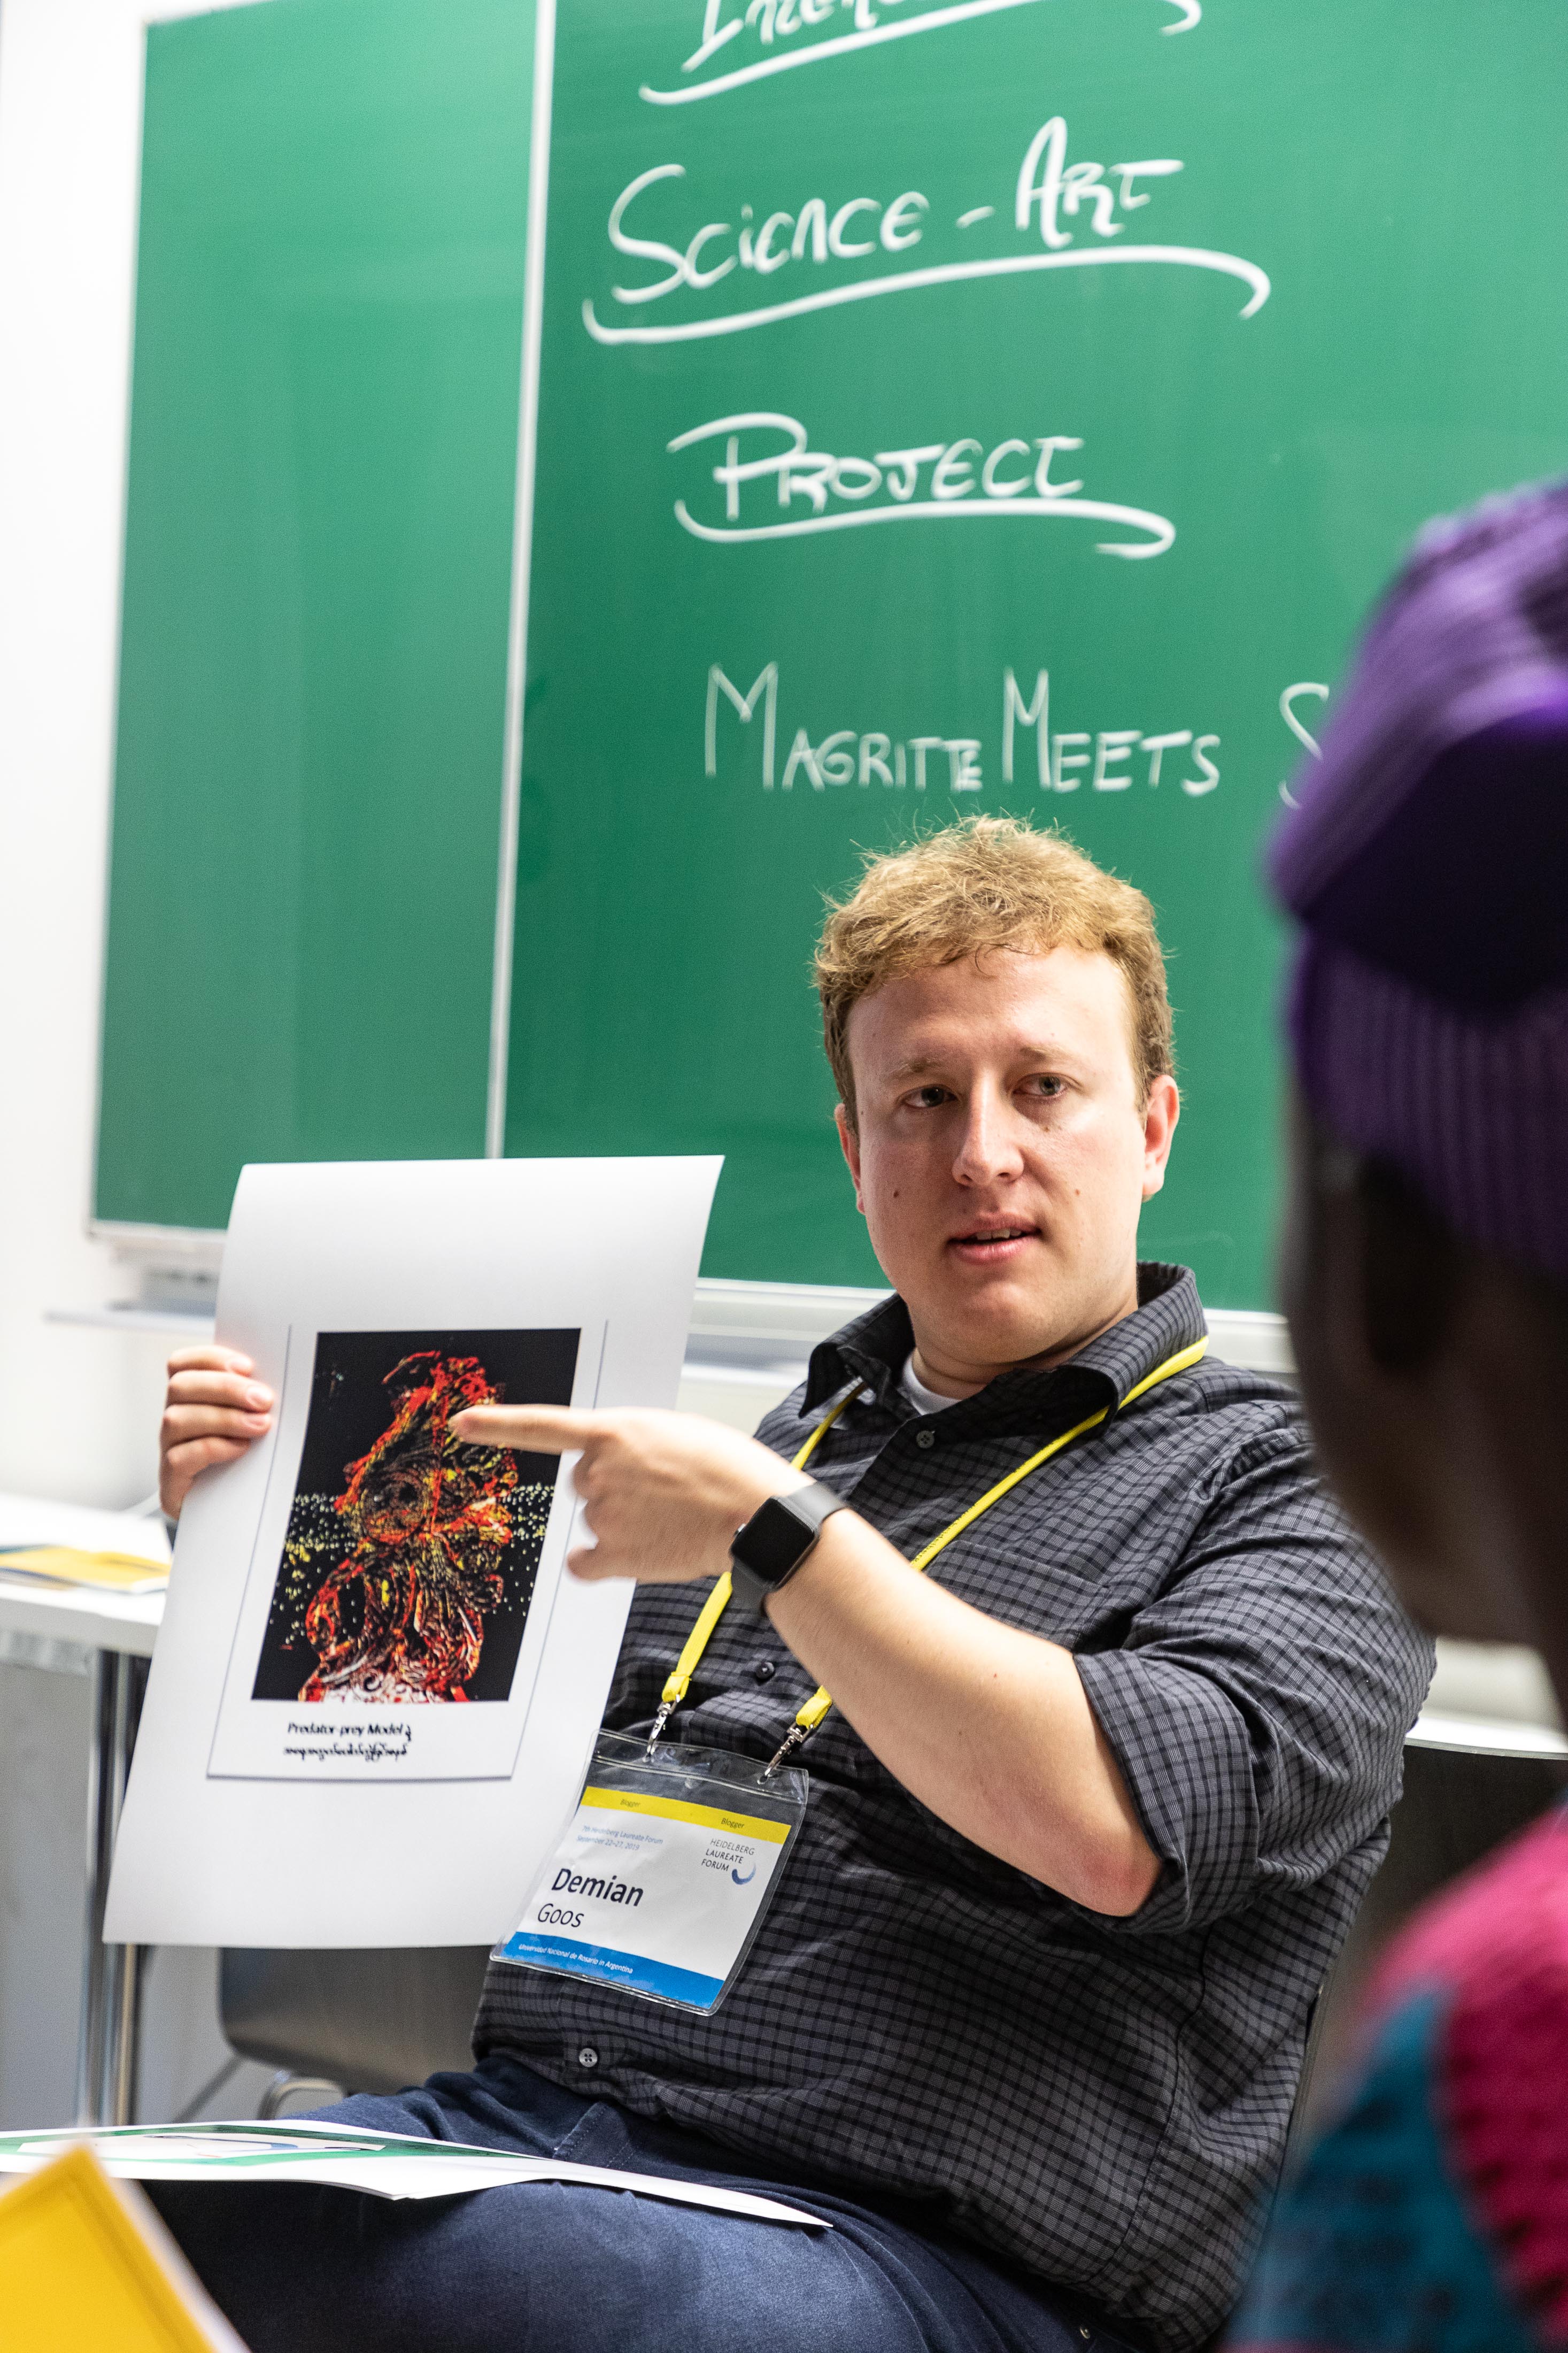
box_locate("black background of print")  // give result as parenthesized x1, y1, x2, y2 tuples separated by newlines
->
(251, 1326, 581, 1703)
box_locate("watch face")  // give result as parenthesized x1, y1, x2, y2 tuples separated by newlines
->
(732, 1496, 813, 1586)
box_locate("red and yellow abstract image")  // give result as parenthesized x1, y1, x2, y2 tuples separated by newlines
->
(253, 1328, 579, 1706)
(301, 1352, 515, 1703)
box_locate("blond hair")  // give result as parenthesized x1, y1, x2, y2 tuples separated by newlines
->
(815, 818, 1172, 1125)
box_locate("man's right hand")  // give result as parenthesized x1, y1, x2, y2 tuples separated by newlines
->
(159, 1347, 274, 1519)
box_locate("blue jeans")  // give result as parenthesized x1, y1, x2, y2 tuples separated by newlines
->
(149, 2054, 1139, 2353)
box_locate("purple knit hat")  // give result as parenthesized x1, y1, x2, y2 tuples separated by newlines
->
(1271, 478, 1568, 1277)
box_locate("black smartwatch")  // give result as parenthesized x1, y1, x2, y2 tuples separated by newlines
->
(729, 1482, 849, 1616)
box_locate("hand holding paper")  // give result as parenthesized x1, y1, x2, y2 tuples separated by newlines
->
(160, 1345, 275, 1517)
(451, 1406, 809, 1585)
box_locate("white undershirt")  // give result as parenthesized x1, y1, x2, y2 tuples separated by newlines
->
(900, 1353, 960, 1416)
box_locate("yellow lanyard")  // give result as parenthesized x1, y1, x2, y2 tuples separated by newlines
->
(647, 1336, 1209, 1774)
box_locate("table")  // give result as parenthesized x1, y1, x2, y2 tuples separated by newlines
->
(1408, 1709, 1568, 1760)
(0, 1493, 167, 2130)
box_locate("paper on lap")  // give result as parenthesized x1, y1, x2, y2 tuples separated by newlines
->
(0, 2123, 827, 2227)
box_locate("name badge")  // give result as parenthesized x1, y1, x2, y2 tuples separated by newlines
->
(495, 1732, 808, 2013)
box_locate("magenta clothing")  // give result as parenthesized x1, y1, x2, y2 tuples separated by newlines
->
(1234, 1807, 1568, 2350)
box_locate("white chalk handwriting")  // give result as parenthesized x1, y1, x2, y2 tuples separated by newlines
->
(584, 119, 1266, 345)
(1278, 680, 1329, 806)
(705, 664, 1221, 795)
(642, 0, 1200, 110)
(669, 414, 1175, 556)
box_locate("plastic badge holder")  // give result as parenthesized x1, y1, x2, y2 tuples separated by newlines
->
(495, 1731, 809, 2014)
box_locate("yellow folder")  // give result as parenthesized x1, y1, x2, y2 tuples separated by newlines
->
(0, 2144, 244, 2351)
(0, 1547, 169, 1595)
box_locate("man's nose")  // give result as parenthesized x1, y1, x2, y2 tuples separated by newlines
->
(952, 1088, 1026, 1185)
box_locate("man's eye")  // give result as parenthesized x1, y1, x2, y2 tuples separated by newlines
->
(907, 1086, 953, 1109)
(1021, 1076, 1065, 1099)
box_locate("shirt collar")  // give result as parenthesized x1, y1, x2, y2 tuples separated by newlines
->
(802, 1263, 1206, 1429)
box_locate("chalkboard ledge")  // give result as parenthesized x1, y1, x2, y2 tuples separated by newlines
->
(52, 1265, 1292, 1381)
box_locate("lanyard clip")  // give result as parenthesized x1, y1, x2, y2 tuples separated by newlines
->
(762, 1721, 810, 1779)
(644, 1700, 675, 1759)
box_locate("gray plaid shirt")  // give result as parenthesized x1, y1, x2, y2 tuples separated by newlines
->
(475, 1266, 1432, 2350)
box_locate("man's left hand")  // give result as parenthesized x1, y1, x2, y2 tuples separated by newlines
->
(449, 1405, 808, 1585)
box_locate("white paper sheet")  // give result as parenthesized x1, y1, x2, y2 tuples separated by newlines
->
(0, 2123, 826, 2227)
(106, 1157, 720, 1946)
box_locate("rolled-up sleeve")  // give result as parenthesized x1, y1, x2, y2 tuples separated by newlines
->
(1073, 1427, 1433, 1934)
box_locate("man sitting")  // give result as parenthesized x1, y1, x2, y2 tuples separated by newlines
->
(155, 818, 1431, 2353)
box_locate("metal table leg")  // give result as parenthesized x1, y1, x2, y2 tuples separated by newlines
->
(74, 1649, 147, 2127)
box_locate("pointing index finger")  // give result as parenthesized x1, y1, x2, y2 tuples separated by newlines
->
(450, 1405, 605, 1456)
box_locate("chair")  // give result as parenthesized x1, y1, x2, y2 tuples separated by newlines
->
(1291, 1735, 1568, 2141)
(1194, 1736, 1568, 2347)
(220, 1740, 1567, 2137)
(219, 1946, 492, 2112)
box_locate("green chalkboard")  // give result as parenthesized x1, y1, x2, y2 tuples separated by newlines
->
(505, 0, 1568, 1299)
(97, 0, 533, 1229)
(98, 0, 1568, 1306)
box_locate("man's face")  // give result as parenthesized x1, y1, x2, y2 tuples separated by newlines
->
(837, 948, 1179, 1382)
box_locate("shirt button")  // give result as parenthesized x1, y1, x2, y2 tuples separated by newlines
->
(915, 1428, 936, 1449)
(576, 2046, 599, 2070)
(753, 1659, 776, 1685)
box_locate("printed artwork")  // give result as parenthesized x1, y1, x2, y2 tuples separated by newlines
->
(250, 1328, 580, 1707)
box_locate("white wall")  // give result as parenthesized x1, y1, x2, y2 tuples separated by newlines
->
(0, 0, 189, 1508)
(0, 0, 274, 2129)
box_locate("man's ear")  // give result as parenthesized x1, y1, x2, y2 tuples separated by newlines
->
(1140, 1075, 1180, 1200)
(835, 1103, 866, 1213)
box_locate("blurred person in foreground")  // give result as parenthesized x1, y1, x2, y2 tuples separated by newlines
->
(1234, 478, 1568, 2350)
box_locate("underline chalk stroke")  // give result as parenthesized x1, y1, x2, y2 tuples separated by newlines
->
(584, 242, 1270, 347)
(673, 495, 1176, 557)
(639, 0, 1200, 107)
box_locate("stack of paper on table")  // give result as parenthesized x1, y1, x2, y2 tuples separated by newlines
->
(0, 2121, 826, 2227)
(0, 1547, 168, 1594)
(0, 1492, 171, 1591)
